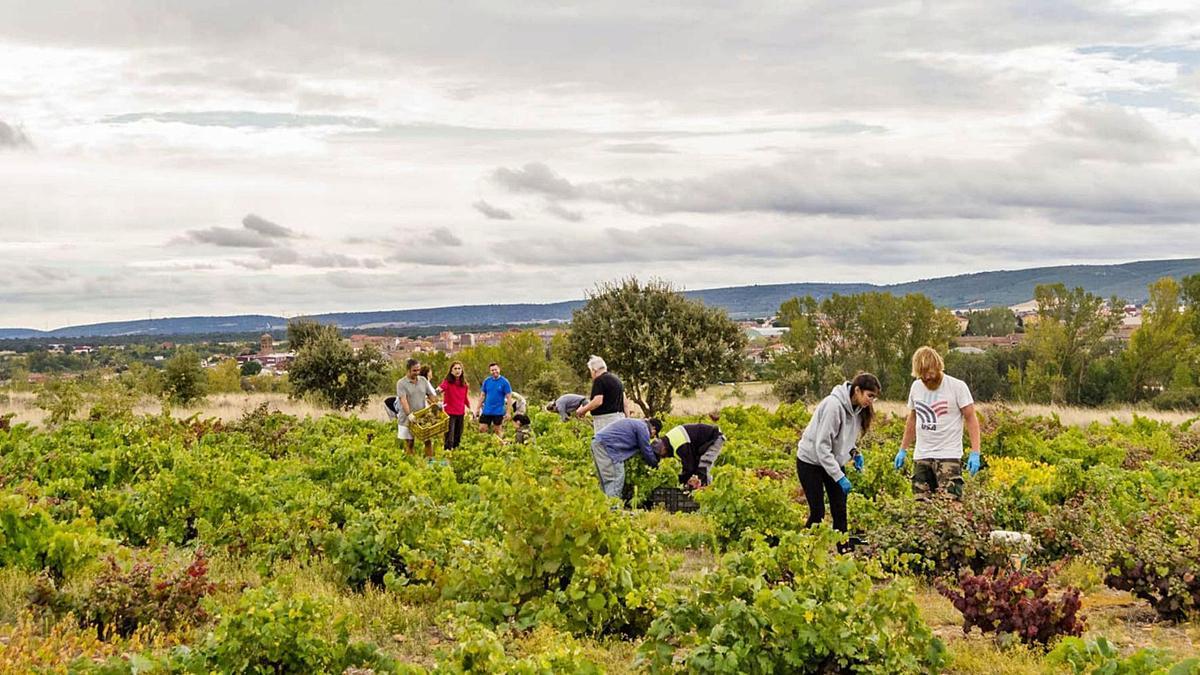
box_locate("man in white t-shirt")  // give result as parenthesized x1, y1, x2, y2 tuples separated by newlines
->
(892, 346, 982, 498)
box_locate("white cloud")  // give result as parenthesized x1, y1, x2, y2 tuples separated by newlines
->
(5, 1, 1200, 327)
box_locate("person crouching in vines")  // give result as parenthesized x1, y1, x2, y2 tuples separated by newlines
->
(795, 372, 881, 551)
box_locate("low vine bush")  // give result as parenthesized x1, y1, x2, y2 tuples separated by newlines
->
(444, 466, 669, 636)
(30, 549, 213, 639)
(0, 493, 109, 581)
(1104, 503, 1200, 621)
(638, 528, 946, 674)
(1049, 636, 1200, 674)
(860, 493, 995, 577)
(693, 465, 806, 550)
(937, 568, 1085, 646)
(181, 586, 396, 673)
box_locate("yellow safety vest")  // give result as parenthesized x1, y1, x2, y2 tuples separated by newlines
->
(665, 425, 691, 452)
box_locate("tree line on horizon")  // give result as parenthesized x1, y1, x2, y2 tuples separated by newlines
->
(4, 274, 1200, 424)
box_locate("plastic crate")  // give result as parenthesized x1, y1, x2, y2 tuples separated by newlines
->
(410, 405, 450, 442)
(649, 487, 700, 513)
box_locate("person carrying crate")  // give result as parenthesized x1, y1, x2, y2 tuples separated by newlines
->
(655, 422, 726, 489)
(396, 358, 440, 458)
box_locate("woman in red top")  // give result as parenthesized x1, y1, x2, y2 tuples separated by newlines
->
(440, 361, 471, 449)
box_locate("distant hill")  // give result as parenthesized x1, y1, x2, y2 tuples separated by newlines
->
(4, 258, 1198, 340)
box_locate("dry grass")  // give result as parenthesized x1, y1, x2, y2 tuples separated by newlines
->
(680, 383, 1198, 428)
(0, 391, 393, 428)
(3, 382, 1196, 430)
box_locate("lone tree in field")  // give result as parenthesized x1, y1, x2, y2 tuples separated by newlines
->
(162, 348, 206, 405)
(566, 278, 746, 418)
(287, 319, 388, 410)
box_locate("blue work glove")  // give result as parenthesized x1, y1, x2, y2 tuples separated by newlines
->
(837, 476, 852, 495)
(853, 453, 864, 472)
(966, 452, 981, 476)
(893, 448, 907, 470)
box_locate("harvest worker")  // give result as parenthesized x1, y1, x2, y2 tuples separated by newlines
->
(438, 361, 471, 450)
(510, 391, 528, 418)
(591, 417, 664, 499)
(575, 355, 627, 432)
(476, 362, 512, 436)
(396, 358, 440, 458)
(546, 393, 587, 421)
(655, 422, 726, 489)
(892, 346, 982, 499)
(795, 373, 881, 539)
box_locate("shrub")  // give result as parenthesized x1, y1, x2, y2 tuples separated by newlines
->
(323, 498, 452, 590)
(860, 493, 995, 577)
(0, 612, 141, 673)
(693, 466, 806, 550)
(1104, 505, 1200, 621)
(183, 586, 395, 674)
(937, 568, 1085, 646)
(772, 371, 814, 404)
(161, 348, 206, 405)
(35, 380, 84, 426)
(437, 621, 603, 674)
(0, 494, 109, 581)
(624, 457, 685, 506)
(1049, 636, 1200, 674)
(638, 528, 946, 674)
(288, 329, 388, 410)
(1152, 387, 1200, 412)
(444, 467, 669, 636)
(31, 549, 214, 638)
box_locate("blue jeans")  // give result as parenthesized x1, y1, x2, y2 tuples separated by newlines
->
(591, 437, 625, 499)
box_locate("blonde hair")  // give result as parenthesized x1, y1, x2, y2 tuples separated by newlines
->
(911, 346, 945, 386)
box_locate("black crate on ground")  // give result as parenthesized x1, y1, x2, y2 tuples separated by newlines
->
(649, 487, 700, 513)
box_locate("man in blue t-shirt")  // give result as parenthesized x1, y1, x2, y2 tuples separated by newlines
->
(475, 362, 513, 436)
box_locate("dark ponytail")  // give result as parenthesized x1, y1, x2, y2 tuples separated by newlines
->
(850, 372, 882, 433)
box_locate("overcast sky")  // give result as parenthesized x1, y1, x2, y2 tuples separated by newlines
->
(3, 1, 1200, 328)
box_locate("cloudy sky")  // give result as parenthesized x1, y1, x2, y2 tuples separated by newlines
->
(3, 1, 1200, 328)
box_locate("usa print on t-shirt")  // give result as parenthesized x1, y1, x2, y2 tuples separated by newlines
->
(913, 394, 949, 432)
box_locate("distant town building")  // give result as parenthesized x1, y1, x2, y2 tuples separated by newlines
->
(951, 346, 987, 355)
(952, 334, 1025, 350)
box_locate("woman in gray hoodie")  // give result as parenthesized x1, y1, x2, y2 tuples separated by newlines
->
(795, 372, 881, 537)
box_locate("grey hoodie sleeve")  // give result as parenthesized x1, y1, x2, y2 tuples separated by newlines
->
(811, 398, 846, 482)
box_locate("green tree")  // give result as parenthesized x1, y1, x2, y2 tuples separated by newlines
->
(287, 318, 336, 351)
(288, 331, 388, 410)
(162, 348, 206, 405)
(453, 332, 552, 393)
(1021, 284, 1121, 404)
(1122, 278, 1192, 401)
(892, 293, 961, 396)
(773, 291, 958, 399)
(566, 278, 746, 418)
(205, 359, 243, 394)
(1182, 273, 1200, 336)
(966, 307, 1018, 336)
(497, 331, 551, 392)
(240, 360, 263, 377)
(944, 350, 1006, 402)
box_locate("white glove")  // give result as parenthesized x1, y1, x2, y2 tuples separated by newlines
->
(406, 413, 416, 423)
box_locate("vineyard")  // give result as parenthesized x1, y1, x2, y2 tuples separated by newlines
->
(1, 403, 1199, 673)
